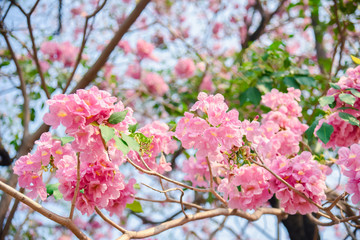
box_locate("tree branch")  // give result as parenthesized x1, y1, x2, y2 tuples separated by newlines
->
(70, 0, 151, 93)
(0, 181, 90, 240)
(116, 207, 286, 239)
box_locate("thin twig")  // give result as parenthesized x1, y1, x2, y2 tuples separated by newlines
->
(141, 183, 188, 218)
(206, 157, 227, 206)
(95, 207, 127, 233)
(69, 154, 81, 220)
(63, 0, 108, 93)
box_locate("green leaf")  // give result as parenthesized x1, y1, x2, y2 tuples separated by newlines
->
(283, 77, 300, 89)
(128, 123, 138, 133)
(305, 119, 319, 142)
(319, 95, 335, 107)
(121, 134, 140, 152)
(294, 75, 316, 87)
(99, 125, 115, 143)
(80, 189, 85, 194)
(134, 183, 141, 190)
(207, 192, 214, 204)
(46, 183, 63, 200)
(339, 112, 360, 126)
(114, 136, 130, 155)
(108, 110, 128, 124)
(237, 185, 242, 192)
(350, 89, 360, 98)
(126, 200, 143, 213)
(351, 55, 360, 65)
(316, 122, 334, 144)
(0, 61, 10, 68)
(339, 93, 356, 106)
(60, 136, 75, 146)
(329, 82, 341, 90)
(239, 87, 261, 106)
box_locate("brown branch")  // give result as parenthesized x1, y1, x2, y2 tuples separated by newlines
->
(63, 0, 108, 93)
(127, 157, 211, 194)
(95, 207, 127, 233)
(206, 157, 227, 206)
(69, 154, 80, 220)
(135, 196, 209, 211)
(0, 188, 24, 240)
(70, 0, 151, 93)
(116, 207, 286, 239)
(10, 0, 51, 99)
(141, 183, 188, 218)
(0, 25, 30, 138)
(0, 181, 90, 239)
(243, 0, 286, 48)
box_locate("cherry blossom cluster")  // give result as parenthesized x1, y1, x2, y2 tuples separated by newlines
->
(316, 66, 360, 149)
(40, 41, 79, 68)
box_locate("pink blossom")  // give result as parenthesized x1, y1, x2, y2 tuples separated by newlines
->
(218, 165, 272, 210)
(126, 62, 141, 79)
(183, 157, 210, 188)
(269, 152, 327, 214)
(174, 58, 196, 79)
(136, 39, 158, 61)
(315, 112, 360, 149)
(118, 40, 131, 55)
(130, 121, 177, 173)
(142, 72, 169, 96)
(199, 74, 214, 92)
(337, 144, 360, 204)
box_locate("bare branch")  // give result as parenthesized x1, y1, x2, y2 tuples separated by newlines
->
(69, 154, 81, 220)
(63, 0, 108, 93)
(116, 207, 286, 239)
(95, 207, 127, 234)
(70, 0, 151, 93)
(0, 181, 90, 239)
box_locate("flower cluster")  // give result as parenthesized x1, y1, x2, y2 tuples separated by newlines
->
(15, 87, 137, 216)
(218, 165, 272, 210)
(14, 132, 75, 200)
(142, 72, 169, 96)
(316, 113, 360, 149)
(269, 152, 327, 214)
(130, 121, 177, 174)
(40, 41, 79, 67)
(316, 66, 360, 148)
(178, 91, 327, 214)
(245, 88, 308, 159)
(176, 92, 243, 175)
(337, 144, 360, 204)
(174, 58, 196, 79)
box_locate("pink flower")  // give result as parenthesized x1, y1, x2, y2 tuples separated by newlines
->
(218, 165, 272, 210)
(130, 121, 177, 173)
(40, 41, 61, 61)
(199, 74, 214, 92)
(126, 62, 141, 79)
(142, 72, 169, 96)
(174, 58, 196, 78)
(337, 144, 360, 204)
(118, 40, 131, 55)
(315, 112, 360, 149)
(136, 39, 158, 61)
(183, 157, 210, 188)
(269, 152, 327, 214)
